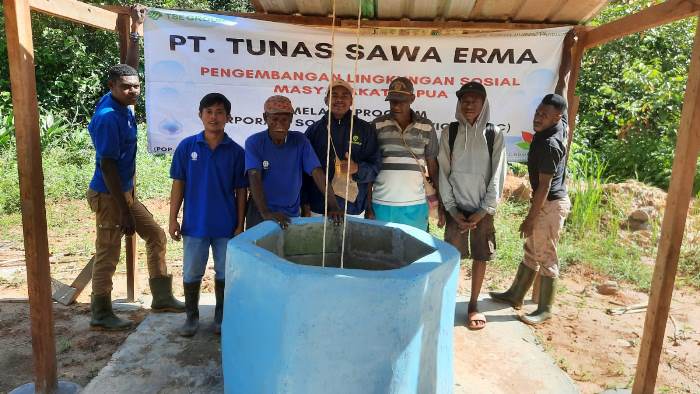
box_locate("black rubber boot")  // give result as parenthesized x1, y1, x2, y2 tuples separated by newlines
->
(213, 279, 225, 335)
(489, 263, 537, 310)
(178, 281, 201, 337)
(150, 275, 185, 313)
(90, 293, 133, 331)
(520, 276, 557, 326)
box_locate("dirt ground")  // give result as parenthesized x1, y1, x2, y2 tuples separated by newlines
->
(1, 198, 699, 393)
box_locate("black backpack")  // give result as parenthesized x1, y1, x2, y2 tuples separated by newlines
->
(448, 122, 496, 158)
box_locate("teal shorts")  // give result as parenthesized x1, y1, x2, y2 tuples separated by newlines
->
(372, 202, 429, 231)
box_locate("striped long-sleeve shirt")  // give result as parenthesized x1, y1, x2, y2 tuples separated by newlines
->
(371, 111, 438, 206)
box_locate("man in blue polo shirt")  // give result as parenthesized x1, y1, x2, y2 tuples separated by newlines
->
(86, 4, 184, 332)
(169, 93, 247, 337)
(245, 95, 343, 229)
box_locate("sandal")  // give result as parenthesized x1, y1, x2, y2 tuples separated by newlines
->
(467, 311, 486, 331)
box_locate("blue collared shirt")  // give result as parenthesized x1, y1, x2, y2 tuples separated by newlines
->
(170, 131, 248, 238)
(88, 93, 137, 193)
(244, 130, 321, 217)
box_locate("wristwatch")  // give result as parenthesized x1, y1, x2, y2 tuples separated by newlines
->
(129, 31, 140, 42)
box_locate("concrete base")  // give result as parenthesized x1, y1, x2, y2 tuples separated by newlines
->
(82, 294, 579, 394)
(83, 294, 222, 394)
(9, 381, 81, 394)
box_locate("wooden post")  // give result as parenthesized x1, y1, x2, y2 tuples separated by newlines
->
(4, 0, 57, 391)
(632, 18, 700, 394)
(117, 13, 137, 302)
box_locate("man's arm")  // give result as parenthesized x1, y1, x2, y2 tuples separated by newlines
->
(520, 173, 553, 238)
(476, 129, 507, 220)
(126, 5, 146, 69)
(248, 169, 290, 228)
(234, 187, 246, 235)
(101, 158, 134, 235)
(365, 182, 375, 219)
(311, 167, 343, 223)
(168, 180, 184, 241)
(555, 29, 576, 96)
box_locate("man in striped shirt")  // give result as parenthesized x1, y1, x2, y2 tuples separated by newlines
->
(367, 77, 439, 231)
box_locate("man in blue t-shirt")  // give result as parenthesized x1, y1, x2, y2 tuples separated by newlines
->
(245, 95, 343, 229)
(169, 93, 248, 337)
(86, 5, 183, 332)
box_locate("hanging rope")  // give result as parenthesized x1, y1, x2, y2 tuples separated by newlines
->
(321, 0, 338, 268)
(338, 0, 363, 269)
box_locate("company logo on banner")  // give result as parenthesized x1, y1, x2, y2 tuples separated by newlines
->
(144, 8, 570, 162)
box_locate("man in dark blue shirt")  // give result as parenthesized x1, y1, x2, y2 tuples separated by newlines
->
(86, 5, 183, 331)
(245, 95, 343, 229)
(169, 93, 247, 337)
(302, 80, 380, 217)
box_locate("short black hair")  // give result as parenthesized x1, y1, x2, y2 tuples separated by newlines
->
(199, 93, 232, 115)
(107, 64, 138, 82)
(540, 94, 567, 113)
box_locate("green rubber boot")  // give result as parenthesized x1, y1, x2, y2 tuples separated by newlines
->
(489, 263, 537, 310)
(90, 293, 133, 331)
(178, 281, 201, 337)
(150, 275, 185, 313)
(520, 276, 557, 326)
(213, 279, 225, 335)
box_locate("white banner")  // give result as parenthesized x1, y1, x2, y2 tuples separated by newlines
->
(144, 8, 570, 161)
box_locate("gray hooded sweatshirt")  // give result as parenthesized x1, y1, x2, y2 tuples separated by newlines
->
(437, 97, 507, 217)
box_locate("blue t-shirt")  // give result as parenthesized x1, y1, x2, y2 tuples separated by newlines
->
(244, 130, 321, 217)
(88, 93, 137, 193)
(170, 132, 248, 238)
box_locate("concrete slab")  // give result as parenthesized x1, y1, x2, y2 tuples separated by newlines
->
(453, 296, 578, 393)
(85, 295, 578, 394)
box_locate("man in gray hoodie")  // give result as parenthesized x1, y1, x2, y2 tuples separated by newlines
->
(437, 81, 507, 330)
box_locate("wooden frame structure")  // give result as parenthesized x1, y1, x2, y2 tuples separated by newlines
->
(3, 0, 699, 392)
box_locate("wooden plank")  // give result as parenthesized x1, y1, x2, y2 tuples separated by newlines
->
(632, 18, 700, 394)
(51, 257, 94, 305)
(548, 0, 606, 24)
(3, 0, 58, 391)
(513, 0, 559, 22)
(583, 0, 700, 49)
(29, 0, 119, 31)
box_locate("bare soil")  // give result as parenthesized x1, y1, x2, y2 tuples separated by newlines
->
(1, 198, 699, 393)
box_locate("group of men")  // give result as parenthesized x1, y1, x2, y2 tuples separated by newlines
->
(85, 5, 572, 335)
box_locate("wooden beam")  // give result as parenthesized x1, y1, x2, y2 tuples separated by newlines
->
(125, 236, 136, 301)
(4, 0, 58, 392)
(632, 18, 700, 394)
(29, 0, 119, 31)
(117, 13, 130, 63)
(583, 0, 700, 49)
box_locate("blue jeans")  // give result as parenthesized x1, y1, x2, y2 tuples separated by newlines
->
(183, 236, 229, 283)
(372, 202, 429, 231)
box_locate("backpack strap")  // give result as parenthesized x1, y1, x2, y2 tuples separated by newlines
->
(485, 123, 496, 159)
(448, 121, 459, 157)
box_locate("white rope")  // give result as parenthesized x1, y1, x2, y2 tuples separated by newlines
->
(339, 0, 363, 269)
(321, 0, 338, 268)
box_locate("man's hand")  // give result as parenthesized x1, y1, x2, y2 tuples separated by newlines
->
(451, 211, 473, 233)
(327, 209, 345, 225)
(234, 225, 244, 236)
(301, 204, 312, 217)
(130, 4, 147, 27)
(466, 211, 486, 228)
(519, 216, 535, 239)
(169, 219, 181, 241)
(262, 211, 291, 229)
(338, 153, 358, 175)
(437, 205, 446, 228)
(365, 208, 375, 220)
(120, 210, 136, 236)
